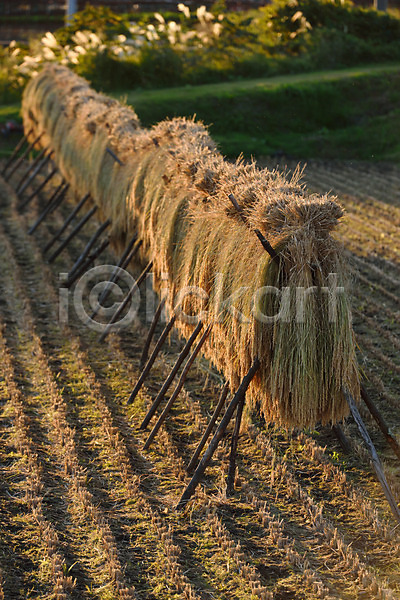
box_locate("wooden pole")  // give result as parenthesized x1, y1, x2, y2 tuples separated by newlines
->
(226, 392, 245, 496)
(28, 181, 69, 235)
(19, 166, 59, 210)
(361, 383, 400, 462)
(140, 321, 204, 430)
(140, 297, 166, 370)
(106, 147, 124, 166)
(65, 239, 110, 288)
(4, 132, 43, 181)
(48, 206, 97, 263)
(67, 218, 111, 280)
(16, 146, 50, 194)
(44, 192, 90, 254)
(127, 315, 177, 405)
(98, 261, 153, 342)
(187, 382, 230, 473)
(1, 129, 32, 176)
(143, 324, 212, 449)
(176, 358, 260, 510)
(331, 423, 352, 454)
(90, 235, 140, 320)
(228, 193, 278, 261)
(344, 388, 400, 523)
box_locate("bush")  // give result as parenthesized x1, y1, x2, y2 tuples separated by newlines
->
(2, 0, 400, 101)
(139, 44, 184, 87)
(258, 0, 400, 60)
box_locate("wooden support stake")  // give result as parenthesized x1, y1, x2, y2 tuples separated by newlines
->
(16, 146, 50, 194)
(361, 383, 400, 462)
(106, 147, 124, 166)
(127, 315, 177, 405)
(44, 192, 90, 254)
(28, 181, 69, 235)
(228, 193, 278, 261)
(4, 132, 43, 181)
(65, 238, 110, 288)
(187, 382, 230, 473)
(140, 321, 204, 430)
(140, 297, 166, 370)
(67, 218, 111, 281)
(344, 387, 400, 523)
(226, 392, 245, 497)
(143, 324, 212, 450)
(19, 166, 58, 210)
(90, 235, 140, 320)
(48, 205, 97, 263)
(98, 261, 153, 342)
(1, 129, 32, 176)
(176, 358, 260, 510)
(331, 423, 352, 454)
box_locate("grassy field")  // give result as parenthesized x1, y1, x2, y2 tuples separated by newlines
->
(3, 63, 400, 162)
(119, 63, 400, 160)
(0, 144, 400, 598)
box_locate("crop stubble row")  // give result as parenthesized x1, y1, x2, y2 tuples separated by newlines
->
(0, 159, 399, 598)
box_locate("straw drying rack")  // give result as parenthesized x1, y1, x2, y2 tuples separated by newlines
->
(2, 106, 400, 523)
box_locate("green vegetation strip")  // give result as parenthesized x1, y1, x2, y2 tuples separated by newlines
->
(120, 64, 400, 160)
(3, 63, 400, 162)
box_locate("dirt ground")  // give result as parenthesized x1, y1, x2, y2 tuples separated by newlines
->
(0, 156, 399, 600)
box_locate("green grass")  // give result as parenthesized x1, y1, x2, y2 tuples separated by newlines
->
(123, 63, 400, 104)
(117, 63, 400, 160)
(3, 64, 400, 162)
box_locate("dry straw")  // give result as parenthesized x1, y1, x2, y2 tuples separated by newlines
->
(22, 64, 359, 428)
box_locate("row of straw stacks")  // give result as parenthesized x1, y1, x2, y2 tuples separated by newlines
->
(22, 64, 359, 428)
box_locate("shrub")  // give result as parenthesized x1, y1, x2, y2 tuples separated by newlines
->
(2, 0, 400, 101)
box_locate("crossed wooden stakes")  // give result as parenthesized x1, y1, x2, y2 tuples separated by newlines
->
(2, 130, 400, 521)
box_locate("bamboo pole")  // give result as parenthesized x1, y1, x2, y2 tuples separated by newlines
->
(90, 235, 140, 321)
(106, 147, 124, 166)
(19, 166, 59, 210)
(140, 297, 166, 370)
(226, 392, 245, 496)
(44, 192, 90, 254)
(16, 146, 50, 194)
(361, 383, 400, 462)
(65, 238, 110, 288)
(1, 129, 32, 176)
(4, 132, 43, 181)
(331, 423, 351, 454)
(48, 205, 97, 263)
(187, 382, 230, 473)
(28, 181, 69, 235)
(127, 315, 177, 405)
(140, 321, 204, 430)
(67, 218, 111, 281)
(143, 324, 212, 449)
(176, 358, 260, 510)
(344, 387, 400, 523)
(98, 261, 153, 342)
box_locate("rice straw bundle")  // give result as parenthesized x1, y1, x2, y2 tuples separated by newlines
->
(22, 64, 359, 428)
